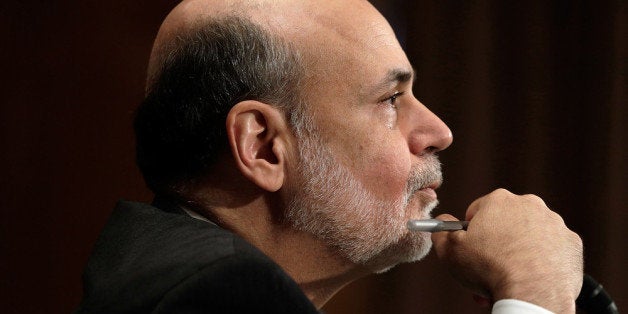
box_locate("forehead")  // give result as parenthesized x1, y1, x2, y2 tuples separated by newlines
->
(171, 0, 411, 112)
(276, 1, 412, 104)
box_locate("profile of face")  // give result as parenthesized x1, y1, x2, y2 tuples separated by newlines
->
(286, 119, 443, 272)
(282, 1, 453, 272)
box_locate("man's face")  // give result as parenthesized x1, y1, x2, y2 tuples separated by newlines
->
(283, 1, 453, 272)
(286, 118, 443, 272)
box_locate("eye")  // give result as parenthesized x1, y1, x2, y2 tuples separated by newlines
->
(381, 91, 404, 109)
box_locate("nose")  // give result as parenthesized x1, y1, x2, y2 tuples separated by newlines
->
(406, 100, 453, 156)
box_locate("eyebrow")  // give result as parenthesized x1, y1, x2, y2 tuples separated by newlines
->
(365, 67, 415, 97)
(387, 68, 414, 85)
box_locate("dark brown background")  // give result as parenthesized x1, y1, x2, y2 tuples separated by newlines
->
(1, 1, 626, 313)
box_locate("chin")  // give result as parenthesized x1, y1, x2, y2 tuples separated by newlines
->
(365, 230, 433, 274)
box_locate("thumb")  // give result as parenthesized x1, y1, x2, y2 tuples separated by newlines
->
(431, 214, 462, 258)
(433, 213, 459, 222)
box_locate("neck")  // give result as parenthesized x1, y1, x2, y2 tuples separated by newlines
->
(186, 186, 369, 309)
(258, 224, 370, 308)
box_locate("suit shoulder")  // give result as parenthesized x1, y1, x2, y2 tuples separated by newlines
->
(153, 252, 319, 313)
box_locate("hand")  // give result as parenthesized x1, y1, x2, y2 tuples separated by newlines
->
(432, 188, 583, 313)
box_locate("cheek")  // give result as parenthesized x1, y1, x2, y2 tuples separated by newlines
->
(321, 106, 411, 200)
(357, 143, 411, 200)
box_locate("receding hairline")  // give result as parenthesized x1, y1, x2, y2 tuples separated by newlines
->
(146, 0, 380, 89)
(147, 0, 303, 86)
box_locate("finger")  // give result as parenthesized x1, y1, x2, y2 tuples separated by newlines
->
(466, 188, 513, 221)
(465, 197, 482, 221)
(434, 213, 458, 222)
(431, 214, 463, 258)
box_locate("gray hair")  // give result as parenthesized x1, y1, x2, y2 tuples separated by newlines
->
(134, 16, 306, 193)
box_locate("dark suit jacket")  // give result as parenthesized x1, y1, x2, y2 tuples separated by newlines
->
(77, 198, 319, 313)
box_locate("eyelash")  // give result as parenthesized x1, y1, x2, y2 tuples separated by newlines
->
(382, 91, 404, 109)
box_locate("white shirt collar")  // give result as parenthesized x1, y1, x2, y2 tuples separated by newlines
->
(181, 206, 218, 227)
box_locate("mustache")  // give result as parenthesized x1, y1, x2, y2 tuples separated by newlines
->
(405, 155, 443, 198)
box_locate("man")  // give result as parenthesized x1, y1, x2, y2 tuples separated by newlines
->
(78, 0, 583, 313)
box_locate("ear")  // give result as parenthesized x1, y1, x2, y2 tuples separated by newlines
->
(226, 100, 291, 192)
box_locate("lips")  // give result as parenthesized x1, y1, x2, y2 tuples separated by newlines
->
(418, 181, 441, 199)
(418, 187, 437, 199)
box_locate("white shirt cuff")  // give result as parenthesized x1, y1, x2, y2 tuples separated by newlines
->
(492, 299, 554, 314)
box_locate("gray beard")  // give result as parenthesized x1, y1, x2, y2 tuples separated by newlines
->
(284, 128, 443, 273)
